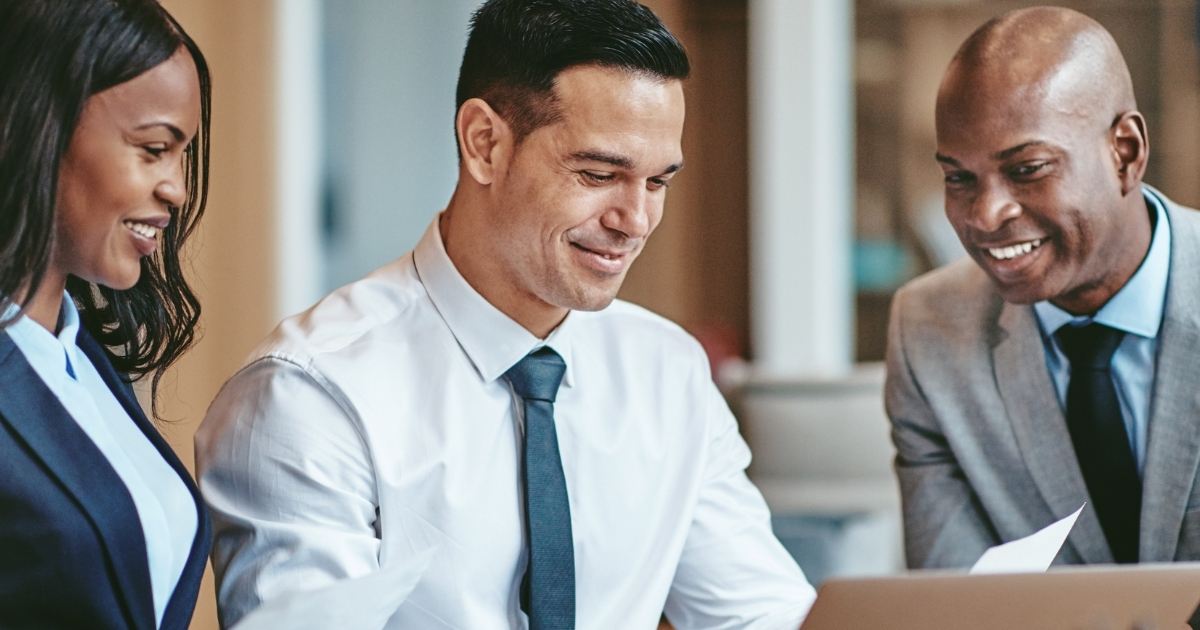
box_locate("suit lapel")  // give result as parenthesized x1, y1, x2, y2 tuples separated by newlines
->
(1140, 197, 1200, 561)
(0, 333, 155, 630)
(992, 301, 1113, 563)
(74, 330, 211, 630)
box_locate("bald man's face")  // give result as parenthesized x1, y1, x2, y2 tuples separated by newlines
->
(935, 69, 1144, 310)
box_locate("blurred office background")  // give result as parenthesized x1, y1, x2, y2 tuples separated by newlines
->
(155, 1, 1200, 628)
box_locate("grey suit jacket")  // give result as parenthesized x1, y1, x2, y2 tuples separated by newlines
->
(886, 187, 1200, 569)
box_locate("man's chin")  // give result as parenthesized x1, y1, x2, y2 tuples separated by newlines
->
(567, 293, 619, 312)
(991, 279, 1053, 306)
(555, 284, 621, 313)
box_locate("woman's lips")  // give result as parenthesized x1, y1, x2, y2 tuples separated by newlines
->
(124, 219, 163, 256)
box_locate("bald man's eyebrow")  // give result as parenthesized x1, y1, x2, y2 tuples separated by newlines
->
(994, 141, 1049, 160)
(136, 121, 186, 142)
(934, 153, 961, 166)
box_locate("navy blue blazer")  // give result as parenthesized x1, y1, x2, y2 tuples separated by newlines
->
(0, 327, 211, 629)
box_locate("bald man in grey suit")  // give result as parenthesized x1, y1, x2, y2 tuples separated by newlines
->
(887, 6, 1200, 571)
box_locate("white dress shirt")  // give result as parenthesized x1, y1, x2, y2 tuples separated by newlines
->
(4, 294, 197, 626)
(196, 216, 814, 629)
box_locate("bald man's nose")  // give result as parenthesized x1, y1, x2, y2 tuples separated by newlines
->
(964, 183, 1022, 233)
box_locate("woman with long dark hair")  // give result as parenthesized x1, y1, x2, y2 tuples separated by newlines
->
(0, 1, 213, 628)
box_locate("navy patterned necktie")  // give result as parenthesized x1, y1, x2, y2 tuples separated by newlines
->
(504, 347, 574, 629)
(1057, 322, 1141, 563)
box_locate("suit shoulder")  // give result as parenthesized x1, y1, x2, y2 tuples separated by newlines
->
(1166, 197, 1200, 235)
(896, 257, 991, 301)
(891, 258, 1002, 343)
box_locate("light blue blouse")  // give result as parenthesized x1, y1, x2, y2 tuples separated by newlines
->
(4, 294, 196, 626)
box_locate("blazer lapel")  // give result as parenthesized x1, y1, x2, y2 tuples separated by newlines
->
(1140, 197, 1200, 561)
(0, 333, 155, 630)
(74, 330, 211, 630)
(992, 301, 1113, 563)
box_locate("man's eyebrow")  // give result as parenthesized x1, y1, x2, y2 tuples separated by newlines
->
(934, 141, 1051, 166)
(994, 141, 1048, 161)
(570, 150, 684, 175)
(570, 150, 634, 169)
(135, 121, 186, 142)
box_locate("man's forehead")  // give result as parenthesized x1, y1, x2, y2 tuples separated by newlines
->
(936, 80, 1077, 154)
(542, 68, 685, 167)
(938, 30, 1122, 146)
(936, 113, 1071, 163)
(552, 66, 683, 117)
(939, 61, 1046, 116)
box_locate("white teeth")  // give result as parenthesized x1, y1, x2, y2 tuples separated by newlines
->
(124, 221, 159, 240)
(987, 238, 1042, 260)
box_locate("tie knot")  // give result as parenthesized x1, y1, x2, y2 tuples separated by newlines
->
(504, 347, 566, 402)
(1056, 322, 1125, 370)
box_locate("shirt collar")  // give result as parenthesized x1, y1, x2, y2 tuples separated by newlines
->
(2, 291, 81, 378)
(1034, 186, 1171, 338)
(412, 215, 576, 387)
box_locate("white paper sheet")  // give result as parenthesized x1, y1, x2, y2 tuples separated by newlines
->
(969, 503, 1084, 575)
(233, 547, 436, 630)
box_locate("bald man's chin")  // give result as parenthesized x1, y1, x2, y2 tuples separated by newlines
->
(982, 272, 1064, 306)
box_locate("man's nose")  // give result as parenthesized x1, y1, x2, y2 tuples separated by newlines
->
(602, 184, 653, 239)
(964, 181, 1021, 234)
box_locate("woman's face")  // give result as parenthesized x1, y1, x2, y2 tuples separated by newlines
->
(54, 48, 200, 291)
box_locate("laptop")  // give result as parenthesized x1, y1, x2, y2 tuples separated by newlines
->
(800, 563, 1200, 630)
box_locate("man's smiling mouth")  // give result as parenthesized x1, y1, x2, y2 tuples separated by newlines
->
(986, 238, 1043, 260)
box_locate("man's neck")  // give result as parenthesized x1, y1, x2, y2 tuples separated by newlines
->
(439, 205, 566, 339)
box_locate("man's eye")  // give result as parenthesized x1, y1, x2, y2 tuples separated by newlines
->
(944, 171, 973, 186)
(647, 177, 670, 191)
(1010, 162, 1048, 178)
(581, 171, 614, 183)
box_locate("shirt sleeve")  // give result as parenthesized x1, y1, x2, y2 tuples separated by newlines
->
(663, 349, 817, 630)
(194, 356, 381, 628)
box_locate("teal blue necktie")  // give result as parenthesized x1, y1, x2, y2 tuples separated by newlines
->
(504, 347, 574, 630)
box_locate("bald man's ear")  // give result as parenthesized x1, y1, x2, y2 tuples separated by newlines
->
(1110, 111, 1149, 196)
(457, 98, 512, 186)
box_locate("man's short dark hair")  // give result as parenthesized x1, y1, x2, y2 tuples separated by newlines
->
(456, 0, 690, 144)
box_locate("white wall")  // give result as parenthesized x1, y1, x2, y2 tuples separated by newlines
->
(321, 0, 479, 292)
(748, 0, 855, 377)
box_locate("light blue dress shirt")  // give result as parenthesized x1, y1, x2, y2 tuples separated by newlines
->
(1033, 189, 1171, 477)
(3, 294, 196, 626)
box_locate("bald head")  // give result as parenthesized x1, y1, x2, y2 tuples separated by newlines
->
(939, 7, 1135, 127)
(933, 6, 1153, 315)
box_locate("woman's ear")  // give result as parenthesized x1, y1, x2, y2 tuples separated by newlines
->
(1111, 111, 1149, 196)
(456, 98, 511, 186)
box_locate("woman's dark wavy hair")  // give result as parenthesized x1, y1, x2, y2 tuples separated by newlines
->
(0, 0, 211, 417)
(456, 0, 690, 145)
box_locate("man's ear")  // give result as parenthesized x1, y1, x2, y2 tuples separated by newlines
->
(1111, 111, 1149, 196)
(457, 98, 511, 186)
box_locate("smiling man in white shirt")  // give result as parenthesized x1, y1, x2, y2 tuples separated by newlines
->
(195, 1, 814, 628)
